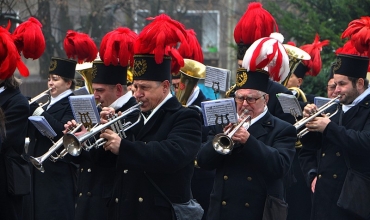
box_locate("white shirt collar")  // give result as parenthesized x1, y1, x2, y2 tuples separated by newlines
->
(47, 89, 73, 110)
(0, 86, 5, 94)
(109, 92, 133, 110)
(143, 93, 172, 125)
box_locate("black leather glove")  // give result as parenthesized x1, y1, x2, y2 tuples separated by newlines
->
(29, 102, 40, 115)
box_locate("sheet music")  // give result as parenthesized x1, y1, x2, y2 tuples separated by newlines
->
(204, 66, 230, 92)
(69, 95, 100, 127)
(276, 93, 302, 117)
(28, 116, 57, 138)
(314, 96, 337, 109)
(201, 98, 238, 126)
(74, 86, 89, 95)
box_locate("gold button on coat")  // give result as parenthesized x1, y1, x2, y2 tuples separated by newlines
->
(115, 198, 119, 203)
(124, 169, 128, 174)
(322, 153, 325, 157)
(336, 152, 341, 156)
(138, 197, 143, 202)
(333, 174, 337, 178)
(247, 177, 252, 181)
(245, 203, 250, 207)
(318, 174, 322, 179)
(223, 176, 228, 180)
(79, 193, 82, 197)
(80, 168, 83, 172)
(87, 168, 92, 172)
(87, 192, 92, 196)
(222, 201, 226, 206)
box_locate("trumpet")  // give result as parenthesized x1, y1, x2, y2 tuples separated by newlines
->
(29, 123, 83, 173)
(29, 88, 51, 108)
(212, 110, 251, 155)
(63, 102, 142, 154)
(295, 95, 341, 138)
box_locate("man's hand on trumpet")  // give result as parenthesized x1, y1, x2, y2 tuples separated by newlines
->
(63, 120, 87, 137)
(100, 107, 117, 124)
(100, 129, 121, 155)
(303, 104, 331, 133)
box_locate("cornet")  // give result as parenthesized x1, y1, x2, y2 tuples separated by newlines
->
(295, 95, 341, 138)
(63, 102, 142, 154)
(29, 123, 83, 173)
(212, 110, 251, 155)
(29, 88, 51, 108)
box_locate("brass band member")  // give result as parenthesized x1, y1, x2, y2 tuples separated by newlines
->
(299, 18, 370, 220)
(198, 33, 296, 220)
(27, 31, 97, 220)
(70, 27, 138, 220)
(0, 18, 45, 220)
(100, 14, 203, 220)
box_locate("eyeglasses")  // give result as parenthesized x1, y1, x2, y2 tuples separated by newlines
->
(234, 94, 265, 104)
(327, 84, 336, 91)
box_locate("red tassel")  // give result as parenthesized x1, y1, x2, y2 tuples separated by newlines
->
(335, 40, 365, 56)
(100, 27, 137, 67)
(341, 16, 370, 57)
(12, 17, 45, 59)
(300, 33, 330, 76)
(63, 30, 98, 63)
(234, 2, 278, 45)
(134, 14, 188, 64)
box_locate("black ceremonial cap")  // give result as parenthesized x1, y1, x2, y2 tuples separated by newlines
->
(92, 61, 127, 85)
(49, 57, 76, 79)
(333, 54, 369, 79)
(293, 61, 309, 79)
(235, 68, 269, 93)
(133, 54, 172, 82)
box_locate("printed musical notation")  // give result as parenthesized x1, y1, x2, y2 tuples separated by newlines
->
(201, 98, 238, 126)
(204, 66, 230, 92)
(69, 95, 100, 128)
(28, 116, 57, 138)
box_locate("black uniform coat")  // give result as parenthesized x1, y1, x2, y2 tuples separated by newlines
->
(190, 89, 215, 220)
(75, 96, 137, 220)
(197, 111, 296, 220)
(27, 95, 77, 220)
(108, 96, 202, 220)
(299, 94, 370, 220)
(0, 87, 29, 220)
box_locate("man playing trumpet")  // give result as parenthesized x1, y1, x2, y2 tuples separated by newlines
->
(299, 38, 370, 219)
(197, 33, 296, 220)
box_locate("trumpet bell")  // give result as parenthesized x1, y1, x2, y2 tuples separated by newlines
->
(29, 156, 45, 173)
(212, 133, 234, 155)
(63, 133, 83, 156)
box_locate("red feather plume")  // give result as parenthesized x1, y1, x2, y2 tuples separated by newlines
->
(286, 41, 296, 46)
(12, 17, 45, 59)
(234, 2, 278, 45)
(99, 27, 137, 67)
(335, 40, 364, 56)
(300, 33, 330, 76)
(134, 14, 188, 65)
(178, 29, 203, 63)
(341, 16, 370, 57)
(63, 30, 98, 64)
(0, 26, 29, 79)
